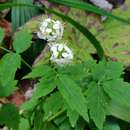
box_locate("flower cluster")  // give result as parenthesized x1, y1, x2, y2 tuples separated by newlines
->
(37, 18, 64, 42)
(50, 43, 73, 65)
(37, 18, 73, 65)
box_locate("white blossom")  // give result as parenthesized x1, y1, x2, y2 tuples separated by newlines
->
(37, 18, 64, 42)
(49, 43, 73, 65)
(90, 0, 113, 11)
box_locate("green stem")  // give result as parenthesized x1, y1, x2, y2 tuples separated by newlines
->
(0, 46, 32, 70)
(47, 109, 65, 122)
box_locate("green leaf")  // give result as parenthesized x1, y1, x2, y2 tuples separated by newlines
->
(59, 120, 72, 130)
(107, 101, 130, 123)
(67, 107, 79, 127)
(0, 53, 21, 97)
(43, 92, 64, 120)
(20, 99, 38, 111)
(86, 81, 108, 130)
(33, 110, 44, 130)
(32, 76, 57, 99)
(0, 53, 21, 83)
(57, 74, 89, 122)
(58, 64, 88, 81)
(54, 115, 67, 126)
(103, 120, 121, 130)
(0, 80, 17, 97)
(13, 29, 32, 53)
(103, 79, 130, 106)
(0, 28, 4, 43)
(91, 61, 124, 81)
(45, 123, 58, 130)
(11, 0, 40, 31)
(19, 118, 29, 130)
(23, 65, 54, 79)
(0, 104, 20, 130)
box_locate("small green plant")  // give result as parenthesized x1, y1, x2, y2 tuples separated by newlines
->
(0, 1, 130, 130)
(0, 26, 130, 129)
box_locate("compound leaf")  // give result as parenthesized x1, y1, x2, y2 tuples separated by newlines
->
(57, 74, 89, 122)
(86, 81, 108, 130)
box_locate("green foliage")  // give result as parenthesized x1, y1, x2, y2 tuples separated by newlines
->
(43, 92, 64, 120)
(11, 0, 40, 31)
(22, 60, 130, 130)
(57, 74, 89, 122)
(66, 107, 79, 127)
(0, 53, 21, 97)
(86, 81, 108, 130)
(85, 61, 130, 129)
(18, 118, 29, 130)
(107, 101, 130, 122)
(59, 119, 72, 130)
(13, 29, 32, 53)
(0, 2, 130, 130)
(32, 72, 57, 99)
(0, 104, 20, 130)
(103, 120, 121, 130)
(23, 65, 54, 79)
(0, 28, 4, 43)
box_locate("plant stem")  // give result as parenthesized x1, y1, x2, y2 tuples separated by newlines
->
(47, 109, 65, 122)
(0, 46, 32, 70)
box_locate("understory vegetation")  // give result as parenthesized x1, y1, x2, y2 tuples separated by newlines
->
(0, 0, 130, 130)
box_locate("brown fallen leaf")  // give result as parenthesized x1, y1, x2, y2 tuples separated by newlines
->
(0, 19, 12, 48)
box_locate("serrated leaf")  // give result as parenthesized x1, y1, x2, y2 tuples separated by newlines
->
(0, 53, 21, 97)
(67, 107, 79, 127)
(13, 29, 32, 53)
(103, 79, 130, 106)
(86, 81, 108, 130)
(23, 65, 54, 79)
(0, 104, 20, 130)
(20, 99, 38, 111)
(57, 74, 89, 122)
(32, 75, 57, 99)
(92, 61, 124, 81)
(0, 53, 21, 83)
(43, 92, 64, 120)
(58, 64, 88, 81)
(0, 80, 17, 97)
(0, 28, 4, 43)
(107, 101, 130, 123)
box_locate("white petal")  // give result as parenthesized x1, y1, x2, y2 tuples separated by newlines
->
(46, 28, 52, 33)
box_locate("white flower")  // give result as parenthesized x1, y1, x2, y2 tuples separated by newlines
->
(37, 18, 64, 42)
(49, 43, 73, 65)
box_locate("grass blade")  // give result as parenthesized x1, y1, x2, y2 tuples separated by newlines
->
(48, 0, 130, 24)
